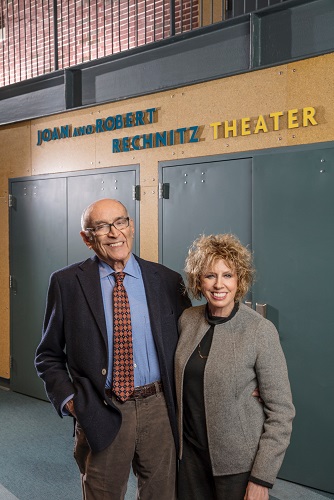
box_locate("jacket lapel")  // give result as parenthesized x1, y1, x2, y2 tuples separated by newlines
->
(178, 306, 210, 366)
(76, 255, 108, 346)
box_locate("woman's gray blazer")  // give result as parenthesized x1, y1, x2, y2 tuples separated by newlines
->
(175, 303, 295, 485)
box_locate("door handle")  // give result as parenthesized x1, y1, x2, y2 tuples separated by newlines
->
(256, 303, 267, 318)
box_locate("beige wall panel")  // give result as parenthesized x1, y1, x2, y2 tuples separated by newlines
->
(31, 110, 96, 174)
(169, 64, 290, 157)
(286, 54, 334, 146)
(0, 123, 31, 194)
(0, 122, 30, 379)
(139, 167, 159, 262)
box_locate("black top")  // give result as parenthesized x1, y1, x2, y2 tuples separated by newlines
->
(183, 302, 239, 449)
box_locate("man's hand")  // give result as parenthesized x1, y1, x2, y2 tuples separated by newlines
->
(65, 399, 76, 418)
(244, 482, 269, 500)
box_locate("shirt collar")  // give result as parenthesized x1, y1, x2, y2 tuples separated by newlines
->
(98, 254, 140, 280)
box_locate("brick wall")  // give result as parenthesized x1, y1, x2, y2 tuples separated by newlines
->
(0, 0, 199, 87)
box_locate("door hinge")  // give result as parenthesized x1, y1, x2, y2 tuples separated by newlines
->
(8, 194, 13, 207)
(132, 185, 140, 201)
(158, 183, 170, 199)
(9, 275, 17, 295)
(9, 275, 16, 292)
(10, 356, 13, 369)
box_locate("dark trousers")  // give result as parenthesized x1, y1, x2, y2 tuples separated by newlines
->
(178, 437, 250, 500)
(74, 393, 176, 500)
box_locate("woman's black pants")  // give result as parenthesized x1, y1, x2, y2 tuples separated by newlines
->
(178, 437, 250, 500)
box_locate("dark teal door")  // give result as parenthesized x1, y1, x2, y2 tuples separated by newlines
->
(159, 157, 252, 284)
(10, 178, 68, 399)
(160, 147, 334, 494)
(10, 166, 139, 400)
(252, 148, 334, 493)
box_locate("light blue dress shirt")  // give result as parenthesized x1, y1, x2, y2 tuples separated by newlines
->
(99, 254, 161, 388)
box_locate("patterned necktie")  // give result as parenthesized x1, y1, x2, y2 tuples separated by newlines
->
(112, 272, 134, 402)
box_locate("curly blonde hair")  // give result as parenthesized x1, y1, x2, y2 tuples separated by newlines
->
(184, 233, 254, 302)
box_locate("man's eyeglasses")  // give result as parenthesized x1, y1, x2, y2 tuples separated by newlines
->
(86, 217, 130, 236)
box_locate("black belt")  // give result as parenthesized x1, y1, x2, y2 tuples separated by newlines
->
(105, 381, 163, 402)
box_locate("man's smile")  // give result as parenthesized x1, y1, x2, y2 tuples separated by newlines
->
(106, 241, 124, 247)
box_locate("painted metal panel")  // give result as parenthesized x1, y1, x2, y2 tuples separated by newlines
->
(0, 73, 66, 125)
(252, 148, 334, 493)
(254, 0, 334, 66)
(159, 157, 252, 292)
(10, 178, 67, 400)
(81, 23, 250, 105)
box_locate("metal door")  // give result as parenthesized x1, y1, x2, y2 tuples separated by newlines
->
(252, 148, 334, 493)
(10, 166, 139, 399)
(159, 158, 252, 286)
(160, 149, 334, 494)
(10, 178, 68, 399)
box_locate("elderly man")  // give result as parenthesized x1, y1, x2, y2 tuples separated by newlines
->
(35, 198, 191, 500)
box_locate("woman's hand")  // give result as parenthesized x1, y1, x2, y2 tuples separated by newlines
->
(244, 482, 269, 500)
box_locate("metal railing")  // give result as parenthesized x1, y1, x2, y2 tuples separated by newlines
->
(0, 0, 288, 88)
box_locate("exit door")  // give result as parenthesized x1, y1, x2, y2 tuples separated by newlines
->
(159, 146, 334, 494)
(9, 166, 139, 400)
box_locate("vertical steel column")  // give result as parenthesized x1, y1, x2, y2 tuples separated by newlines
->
(29, 0, 32, 76)
(74, 0, 77, 64)
(53, 0, 58, 70)
(42, 0, 45, 73)
(127, 0, 130, 49)
(88, 0, 91, 60)
(18, 0, 21, 81)
(144, 0, 147, 44)
(35, 0, 38, 74)
(11, 0, 15, 82)
(68, 0, 70, 66)
(1, 0, 5, 83)
(135, 0, 138, 47)
(48, 0, 52, 71)
(153, 0, 156, 41)
(170, 0, 175, 36)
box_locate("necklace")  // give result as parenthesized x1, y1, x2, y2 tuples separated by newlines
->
(197, 342, 208, 359)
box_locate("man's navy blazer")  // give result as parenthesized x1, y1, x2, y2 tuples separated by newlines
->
(35, 254, 191, 453)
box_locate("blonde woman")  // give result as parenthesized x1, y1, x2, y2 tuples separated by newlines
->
(175, 234, 295, 500)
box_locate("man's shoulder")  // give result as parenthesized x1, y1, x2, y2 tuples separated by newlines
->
(51, 256, 97, 278)
(134, 255, 181, 278)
